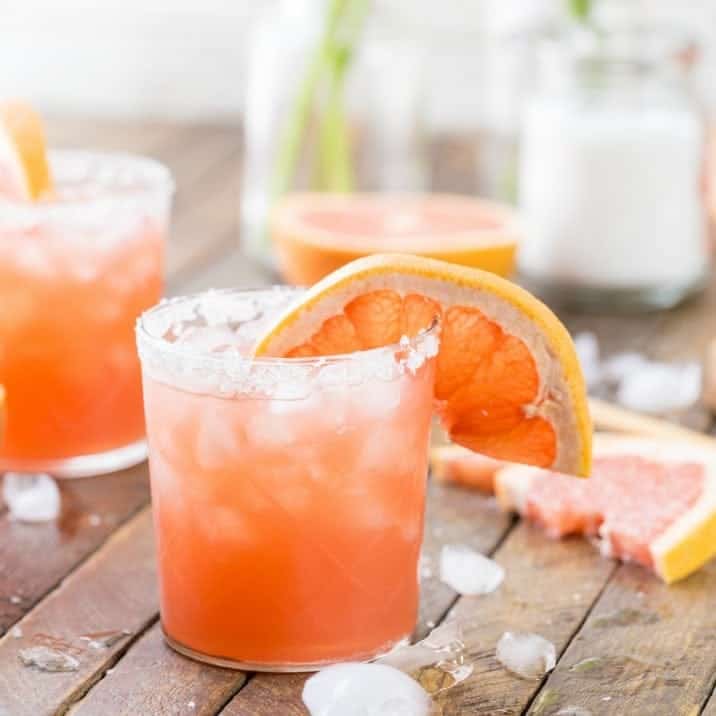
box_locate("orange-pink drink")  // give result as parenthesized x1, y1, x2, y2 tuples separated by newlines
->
(0, 151, 172, 476)
(137, 289, 438, 669)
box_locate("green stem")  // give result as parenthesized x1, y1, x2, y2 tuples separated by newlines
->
(271, 0, 353, 199)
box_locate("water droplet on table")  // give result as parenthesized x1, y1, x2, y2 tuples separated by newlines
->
(19, 645, 79, 672)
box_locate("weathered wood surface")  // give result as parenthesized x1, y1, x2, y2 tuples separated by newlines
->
(2, 118, 715, 715)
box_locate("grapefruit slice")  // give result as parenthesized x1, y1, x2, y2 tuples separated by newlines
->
(0, 100, 52, 200)
(254, 254, 591, 475)
(270, 193, 521, 285)
(495, 434, 716, 583)
(430, 444, 504, 494)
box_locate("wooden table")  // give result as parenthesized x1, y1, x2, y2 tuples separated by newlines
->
(1, 119, 715, 716)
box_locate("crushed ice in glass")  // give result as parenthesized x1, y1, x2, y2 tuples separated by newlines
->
(79, 629, 132, 649)
(572, 332, 701, 414)
(19, 645, 80, 672)
(380, 621, 473, 694)
(302, 663, 431, 716)
(439, 544, 504, 595)
(496, 632, 556, 679)
(3, 473, 60, 523)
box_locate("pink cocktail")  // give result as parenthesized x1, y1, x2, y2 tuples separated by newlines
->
(0, 151, 173, 476)
(137, 289, 437, 669)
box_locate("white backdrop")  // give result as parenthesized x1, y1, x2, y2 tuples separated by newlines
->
(1, 0, 714, 126)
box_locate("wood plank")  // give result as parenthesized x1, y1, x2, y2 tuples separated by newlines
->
(703, 689, 716, 715)
(429, 523, 615, 715)
(527, 561, 716, 716)
(68, 623, 245, 716)
(0, 466, 149, 634)
(220, 675, 310, 716)
(0, 509, 157, 716)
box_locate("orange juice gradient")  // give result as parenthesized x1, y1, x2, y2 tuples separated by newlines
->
(139, 298, 436, 667)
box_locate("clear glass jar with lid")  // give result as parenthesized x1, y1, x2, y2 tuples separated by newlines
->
(517, 21, 709, 311)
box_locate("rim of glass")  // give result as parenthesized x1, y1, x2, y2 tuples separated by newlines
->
(0, 149, 175, 214)
(136, 286, 440, 367)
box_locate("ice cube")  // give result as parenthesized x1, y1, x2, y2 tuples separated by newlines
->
(19, 646, 80, 672)
(176, 325, 245, 353)
(616, 361, 701, 414)
(379, 620, 473, 692)
(3, 473, 60, 523)
(495, 632, 556, 679)
(439, 544, 505, 595)
(601, 352, 646, 384)
(302, 663, 431, 716)
(573, 333, 601, 389)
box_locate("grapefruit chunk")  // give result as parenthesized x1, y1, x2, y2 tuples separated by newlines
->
(430, 444, 504, 494)
(270, 193, 521, 285)
(0, 100, 51, 200)
(254, 254, 591, 475)
(495, 434, 716, 583)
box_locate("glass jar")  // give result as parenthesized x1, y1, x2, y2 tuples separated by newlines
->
(517, 26, 709, 311)
(240, 0, 427, 269)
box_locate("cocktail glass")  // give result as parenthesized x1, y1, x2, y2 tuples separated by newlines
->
(136, 288, 438, 670)
(0, 150, 173, 477)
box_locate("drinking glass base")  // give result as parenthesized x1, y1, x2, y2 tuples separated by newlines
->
(163, 629, 410, 673)
(0, 439, 148, 479)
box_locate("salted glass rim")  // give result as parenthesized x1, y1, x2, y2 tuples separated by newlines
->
(0, 149, 175, 217)
(136, 286, 440, 368)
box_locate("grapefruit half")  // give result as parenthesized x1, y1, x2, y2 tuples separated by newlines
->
(270, 193, 521, 285)
(495, 434, 716, 583)
(0, 100, 51, 200)
(254, 254, 591, 475)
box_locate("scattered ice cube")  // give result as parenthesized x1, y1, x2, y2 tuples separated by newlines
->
(11, 626, 23, 639)
(79, 629, 132, 649)
(616, 361, 701, 414)
(380, 621, 473, 693)
(601, 352, 646, 384)
(573, 333, 601, 389)
(439, 544, 505, 595)
(496, 632, 556, 679)
(302, 663, 431, 716)
(19, 646, 80, 672)
(3, 473, 60, 523)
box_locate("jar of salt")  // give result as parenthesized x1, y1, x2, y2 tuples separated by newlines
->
(517, 25, 709, 311)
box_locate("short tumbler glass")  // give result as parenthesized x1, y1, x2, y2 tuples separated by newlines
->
(0, 151, 173, 477)
(136, 288, 438, 670)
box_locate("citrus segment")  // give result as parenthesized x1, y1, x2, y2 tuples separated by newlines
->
(270, 193, 521, 285)
(495, 434, 716, 583)
(430, 444, 504, 493)
(0, 100, 51, 200)
(254, 254, 591, 476)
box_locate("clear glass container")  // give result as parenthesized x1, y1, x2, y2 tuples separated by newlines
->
(517, 26, 709, 311)
(240, 0, 427, 268)
(0, 151, 173, 477)
(137, 288, 438, 670)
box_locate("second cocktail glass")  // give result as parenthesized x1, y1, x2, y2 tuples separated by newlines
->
(137, 288, 438, 670)
(0, 150, 173, 477)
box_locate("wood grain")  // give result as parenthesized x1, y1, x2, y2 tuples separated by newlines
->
(68, 623, 245, 716)
(221, 675, 310, 716)
(431, 523, 616, 716)
(703, 689, 716, 715)
(0, 509, 157, 716)
(528, 561, 716, 715)
(0, 465, 149, 634)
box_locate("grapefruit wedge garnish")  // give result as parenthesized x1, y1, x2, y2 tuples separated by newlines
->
(254, 254, 591, 475)
(0, 100, 52, 200)
(270, 193, 521, 285)
(496, 434, 716, 583)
